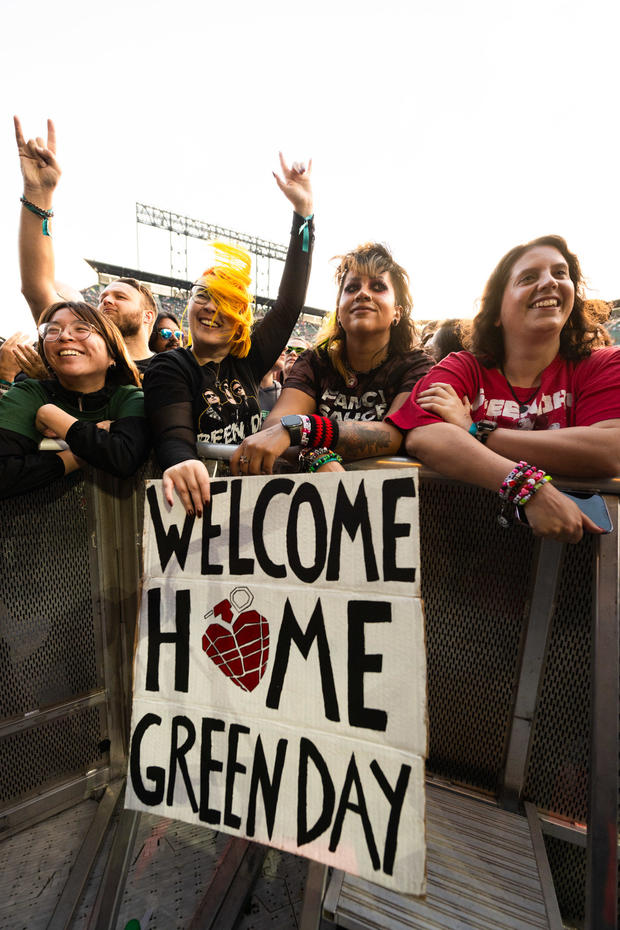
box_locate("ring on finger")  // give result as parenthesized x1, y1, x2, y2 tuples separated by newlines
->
(239, 454, 249, 465)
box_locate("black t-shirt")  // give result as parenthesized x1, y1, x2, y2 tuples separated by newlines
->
(135, 356, 154, 380)
(284, 346, 434, 420)
(144, 212, 314, 470)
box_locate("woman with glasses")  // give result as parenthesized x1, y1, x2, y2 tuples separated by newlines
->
(149, 312, 184, 353)
(0, 301, 149, 499)
(143, 155, 314, 516)
(231, 242, 433, 477)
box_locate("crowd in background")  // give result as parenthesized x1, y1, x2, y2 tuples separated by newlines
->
(2, 116, 620, 544)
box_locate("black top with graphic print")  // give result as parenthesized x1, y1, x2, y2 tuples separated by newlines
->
(143, 212, 314, 470)
(284, 345, 433, 421)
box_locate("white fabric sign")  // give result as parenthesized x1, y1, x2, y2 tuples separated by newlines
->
(126, 469, 426, 893)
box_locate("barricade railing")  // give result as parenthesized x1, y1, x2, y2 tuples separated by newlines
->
(0, 449, 617, 928)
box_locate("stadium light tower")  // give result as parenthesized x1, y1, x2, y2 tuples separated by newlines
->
(135, 203, 288, 301)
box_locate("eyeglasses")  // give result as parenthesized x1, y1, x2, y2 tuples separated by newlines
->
(38, 321, 95, 342)
(285, 345, 305, 355)
(190, 287, 212, 305)
(158, 328, 183, 341)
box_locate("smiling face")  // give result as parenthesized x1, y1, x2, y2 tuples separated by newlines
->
(499, 246, 575, 343)
(337, 270, 401, 338)
(42, 307, 113, 391)
(188, 287, 236, 362)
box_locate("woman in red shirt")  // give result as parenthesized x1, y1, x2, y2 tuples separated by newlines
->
(390, 235, 620, 543)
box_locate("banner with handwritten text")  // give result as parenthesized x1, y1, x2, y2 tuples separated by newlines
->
(126, 470, 426, 893)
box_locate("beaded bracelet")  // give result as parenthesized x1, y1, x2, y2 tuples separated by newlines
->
(299, 447, 329, 470)
(307, 452, 343, 473)
(20, 195, 54, 237)
(499, 461, 529, 501)
(514, 474, 551, 506)
(498, 461, 552, 527)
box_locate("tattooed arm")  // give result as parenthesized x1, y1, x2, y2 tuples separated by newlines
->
(230, 392, 407, 475)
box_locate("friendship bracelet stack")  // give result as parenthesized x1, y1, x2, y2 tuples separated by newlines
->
(299, 447, 343, 473)
(497, 460, 552, 528)
(20, 195, 53, 237)
(299, 414, 340, 450)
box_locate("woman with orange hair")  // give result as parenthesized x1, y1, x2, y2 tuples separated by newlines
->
(143, 156, 313, 515)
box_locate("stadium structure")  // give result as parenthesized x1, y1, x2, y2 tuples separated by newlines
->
(81, 202, 328, 343)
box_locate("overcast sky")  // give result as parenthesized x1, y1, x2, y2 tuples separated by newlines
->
(1, 0, 619, 338)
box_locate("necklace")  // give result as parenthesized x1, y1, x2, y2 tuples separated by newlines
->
(344, 349, 389, 389)
(500, 366, 540, 414)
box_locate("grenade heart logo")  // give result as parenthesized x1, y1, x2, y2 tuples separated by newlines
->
(202, 586, 269, 692)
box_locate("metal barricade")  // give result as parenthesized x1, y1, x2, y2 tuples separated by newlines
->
(0, 451, 617, 928)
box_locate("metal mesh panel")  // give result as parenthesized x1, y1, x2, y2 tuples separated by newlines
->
(523, 536, 594, 821)
(544, 837, 620, 926)
(544, 836, 586, 924)
(419, 479, 536, 791)
(0, 476, 98, 719)
(1, 706, 103, 803)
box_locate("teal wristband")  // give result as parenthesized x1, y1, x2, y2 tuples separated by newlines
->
(20, 195, 53, 237)
(468, 422, 478, 436)
(298, 214, 314, 253)
(0, 377, 14, 387)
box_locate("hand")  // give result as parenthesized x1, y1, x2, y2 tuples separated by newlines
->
(416, 382, 472, 430)
(96, 420, 113, 432)
(12, 341, 47, 380)
(0, 331, 32, 383)
(524, 482, 604, 543)
(231, 425, 292, 476)
(14, 116, 60, 197)
(162, 460, 211, 516)
(273, 152, 313, 217)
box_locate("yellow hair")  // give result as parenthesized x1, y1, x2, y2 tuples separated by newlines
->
(194, 241, 254, 358)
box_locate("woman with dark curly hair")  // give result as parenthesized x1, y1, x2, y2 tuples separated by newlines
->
(0, 301, 149, 498)
(389, 235, 620, 542)
(231, 242, 433, 475)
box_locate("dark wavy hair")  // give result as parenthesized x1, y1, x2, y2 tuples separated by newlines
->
(464, 235, 611, 365)
(315, 243, 419, 380)
(38, 301, 141, 387)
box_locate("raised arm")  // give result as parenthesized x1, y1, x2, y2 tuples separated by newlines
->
(14, 116, 62, 320)
(273, 152, 313, 219)
(248, 155, 314, 376)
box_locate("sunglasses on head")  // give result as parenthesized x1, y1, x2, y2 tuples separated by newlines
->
(158, 328, 183, 341)
(285, 345, 305, 355)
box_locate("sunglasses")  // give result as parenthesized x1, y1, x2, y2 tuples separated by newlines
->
(158, 328, 183, 341)
(285, 345, 305, 355)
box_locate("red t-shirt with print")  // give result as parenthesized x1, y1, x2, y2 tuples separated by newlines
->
(388, 346, 620, 432)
